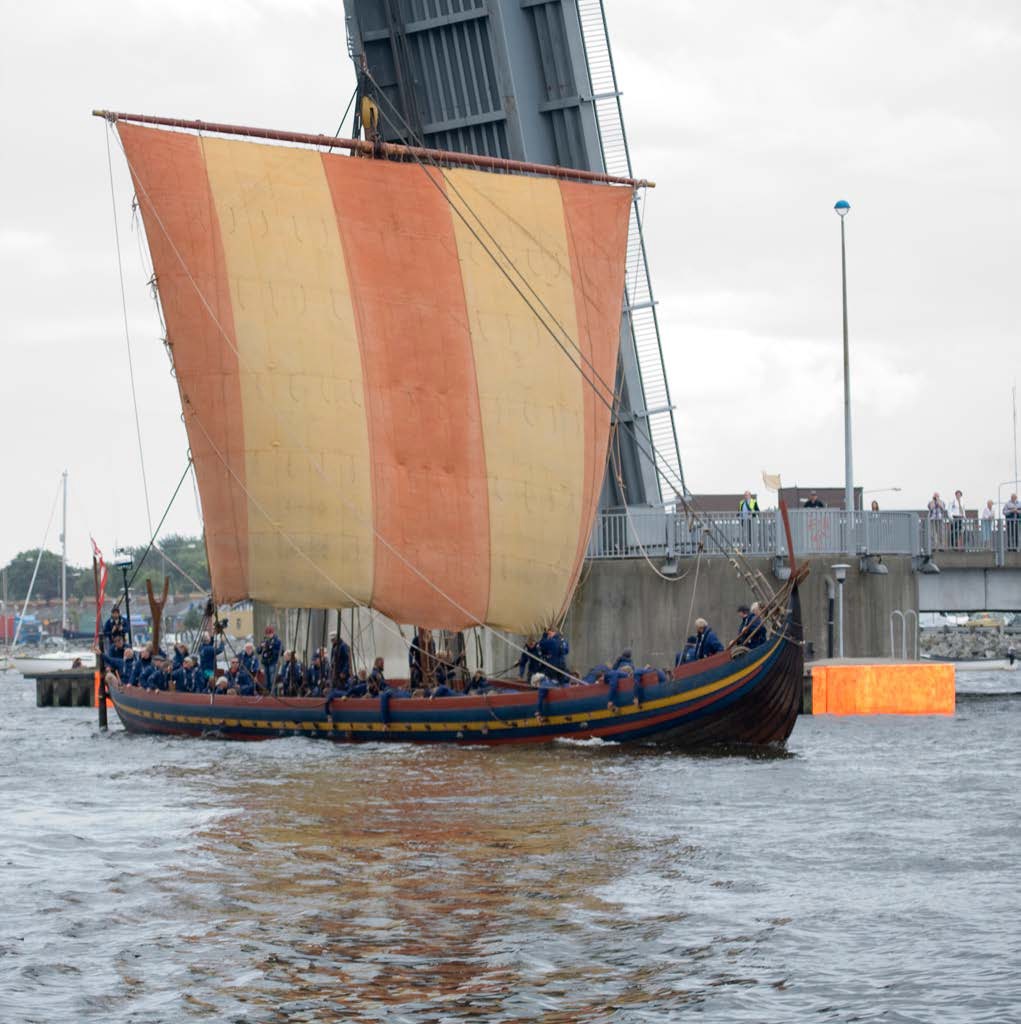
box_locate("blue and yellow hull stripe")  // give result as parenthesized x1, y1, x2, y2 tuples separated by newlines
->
(108, 633, 795, 745)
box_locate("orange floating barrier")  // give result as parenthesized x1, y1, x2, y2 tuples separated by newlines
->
(94, 670, 101, 706)
(812, 663, 955, 716)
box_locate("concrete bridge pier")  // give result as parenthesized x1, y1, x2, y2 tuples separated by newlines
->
(564, 555, 919, 672)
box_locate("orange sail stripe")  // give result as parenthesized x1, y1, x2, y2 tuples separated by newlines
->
(558, 180, 632, 613)
(117, 123, 250, 599)
(323, 158, 491, 629)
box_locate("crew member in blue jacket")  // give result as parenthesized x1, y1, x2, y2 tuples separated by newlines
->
(329, 632, 351, 685)
(540, 627, 569, 682)
(675, 637, 698, 666)
(171, 643, 189, 672)
(277, 650, 304, 696)
(198, 631, 225, 683)
(102, 607, 128, 652)
(743, 602, 767, 648)
(693, 618, 724, 659)
(612, 648, 635, 672)
(518, 637, 542, 679)
(259, 626, 282, 691)
(307, 652, 325, 695)
(369, 657, 386, 689)
(239, 642, 260, 690)
(173, 656, 202, 693)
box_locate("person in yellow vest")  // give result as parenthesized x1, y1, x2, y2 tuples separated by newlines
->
(739, 491, 760, 549)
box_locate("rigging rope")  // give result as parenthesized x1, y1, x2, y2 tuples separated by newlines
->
(126, 459, 203, 592)
(105, 127, 153, 536)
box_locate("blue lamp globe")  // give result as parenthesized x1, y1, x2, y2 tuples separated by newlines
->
(834, 199, 851, 217)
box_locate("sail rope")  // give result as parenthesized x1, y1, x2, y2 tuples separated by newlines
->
(125, 459, 205, 593)
(684, 538, 704, 646)
(351, 79, 776, 601)
(105, 127, 154, 537)
(334, 85, 358, 139)
(104, 118, 775, 682)
(608, 422, 691, 584)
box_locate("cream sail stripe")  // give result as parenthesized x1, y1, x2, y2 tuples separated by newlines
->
(199, 136, 374, 608)
(110, 123, 587, 683)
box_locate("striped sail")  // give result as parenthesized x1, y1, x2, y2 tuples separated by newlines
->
(119, 123, 630, 633)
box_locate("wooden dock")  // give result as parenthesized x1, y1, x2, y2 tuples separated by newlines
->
(33, 669, 98, 708)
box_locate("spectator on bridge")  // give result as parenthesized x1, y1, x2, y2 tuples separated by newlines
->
(870, 500, 880, 512)
(739, 491, 759, 549)
(927, 492, 948, 550)
(1005, 493, 1021, 551)
(949, 490, 966, 548)
(804, 491, 825, 509)
(980, 499, 996, 546)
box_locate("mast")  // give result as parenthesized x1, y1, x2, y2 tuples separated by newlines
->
(61, 469, 68, 638)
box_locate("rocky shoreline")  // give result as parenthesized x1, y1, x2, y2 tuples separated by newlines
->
(921, 627, 1019, 661)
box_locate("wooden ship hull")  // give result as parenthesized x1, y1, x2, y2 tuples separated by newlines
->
(108, 591, 803, 748)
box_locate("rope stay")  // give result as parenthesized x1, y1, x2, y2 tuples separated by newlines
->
(105, 126, 153, 537)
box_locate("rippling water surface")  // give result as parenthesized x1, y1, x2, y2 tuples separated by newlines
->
(2, 670, 1018, 1023)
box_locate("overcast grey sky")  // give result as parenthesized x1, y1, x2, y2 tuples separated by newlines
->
(1, 0, 1019, 569)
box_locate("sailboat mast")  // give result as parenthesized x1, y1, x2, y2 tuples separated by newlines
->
(61, 470, 68, 637)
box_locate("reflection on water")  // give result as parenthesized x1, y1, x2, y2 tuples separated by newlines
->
(2, 672, 1019, 1022)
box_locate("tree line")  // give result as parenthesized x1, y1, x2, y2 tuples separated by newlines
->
(0, 535, 211, 602)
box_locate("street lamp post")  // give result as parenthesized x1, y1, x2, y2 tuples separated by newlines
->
(835, 200, 854, 551)
(832, 563, 850, 658)
(113, 549, 134, 647)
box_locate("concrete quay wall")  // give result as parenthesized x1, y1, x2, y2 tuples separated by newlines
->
(564, 556, 918, 672)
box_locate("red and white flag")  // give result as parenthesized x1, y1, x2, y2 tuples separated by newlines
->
(91, 537, 108, 643)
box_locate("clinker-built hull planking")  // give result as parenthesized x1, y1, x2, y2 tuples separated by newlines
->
(109, 591, 804, 747)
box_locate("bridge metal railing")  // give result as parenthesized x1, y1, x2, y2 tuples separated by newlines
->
(921, 517, 1012, 565)
(587, 508, 925, 560)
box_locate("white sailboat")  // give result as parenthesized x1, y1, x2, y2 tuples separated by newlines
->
(5, 472, 93, 678)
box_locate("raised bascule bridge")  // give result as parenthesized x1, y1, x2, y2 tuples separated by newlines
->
(251, 0, 686, 668)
